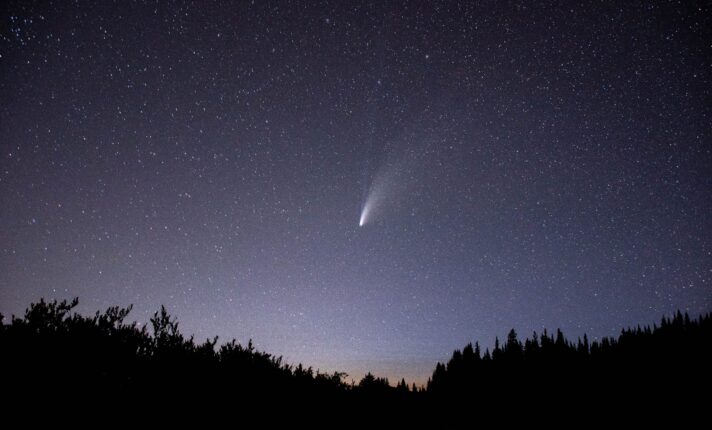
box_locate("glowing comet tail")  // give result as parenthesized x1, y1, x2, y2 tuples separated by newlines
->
(359, 203, 369, 227)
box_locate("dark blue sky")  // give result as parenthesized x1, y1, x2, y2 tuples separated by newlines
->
(1, 0, 710, 384)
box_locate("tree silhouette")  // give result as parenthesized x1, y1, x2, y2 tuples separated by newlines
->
(427, 310, 712, 407)
(1, 297, 709, 410)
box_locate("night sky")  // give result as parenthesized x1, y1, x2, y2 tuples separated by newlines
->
(1, 1, 710, 384)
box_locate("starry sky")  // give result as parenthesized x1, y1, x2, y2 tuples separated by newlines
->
(1, 1, 710, 384)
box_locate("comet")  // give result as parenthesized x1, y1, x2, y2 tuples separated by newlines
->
(358, 138, 431, 227)
(359, 204, 369, 227)
(357, 154, 402, 227)
(359, 197, 377, 227)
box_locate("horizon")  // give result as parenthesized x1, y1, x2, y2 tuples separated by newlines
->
(1, 297, 705, 386)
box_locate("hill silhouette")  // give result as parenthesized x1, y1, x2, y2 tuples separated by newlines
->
(1, 298, 709, 412)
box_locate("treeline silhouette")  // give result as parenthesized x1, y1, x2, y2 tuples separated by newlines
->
(428, 310, 711, 405)
(1, 298, 709, 408)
